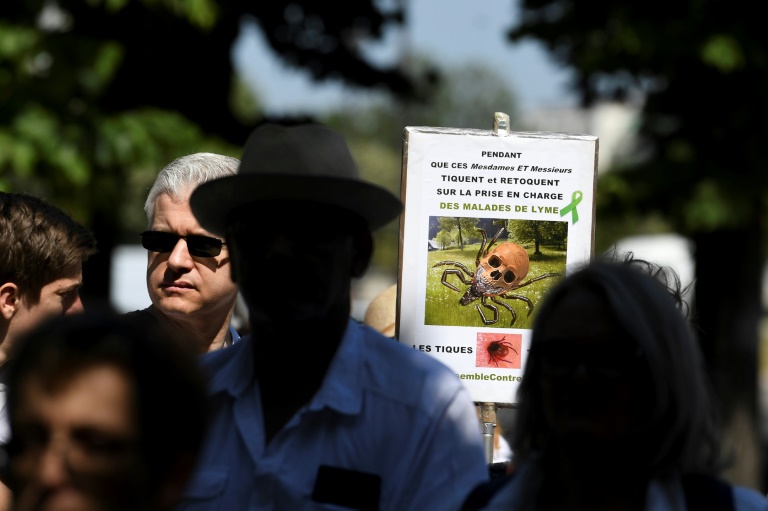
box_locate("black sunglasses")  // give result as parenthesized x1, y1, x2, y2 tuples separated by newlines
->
(140, 231, 225, 258)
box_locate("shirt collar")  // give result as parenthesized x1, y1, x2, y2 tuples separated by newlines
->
(227, 325, 241, 346)
(203, 318, 365, 416)
(204, 334, 254, 397)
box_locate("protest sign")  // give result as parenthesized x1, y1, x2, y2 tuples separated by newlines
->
(397, 123, 598, 404)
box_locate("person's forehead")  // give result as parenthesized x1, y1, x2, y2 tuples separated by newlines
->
(17, 365, 137, 432)
(153, 193, 218, 236)
(43, 265, 83, 292)
(153, 193, 194, 219)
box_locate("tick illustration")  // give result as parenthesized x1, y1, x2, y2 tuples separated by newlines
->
(433, 226, 560, 326)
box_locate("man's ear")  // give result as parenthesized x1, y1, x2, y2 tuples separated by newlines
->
(0, 283, 20, 320)
(351, 231, 374, 278)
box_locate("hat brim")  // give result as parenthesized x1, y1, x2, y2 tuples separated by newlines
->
(190, 174, 403, 236)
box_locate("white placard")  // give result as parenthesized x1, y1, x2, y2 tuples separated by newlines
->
(397, 126, 598, 405)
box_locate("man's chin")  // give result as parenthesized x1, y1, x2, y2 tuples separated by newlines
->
(151, 297, 199, 318)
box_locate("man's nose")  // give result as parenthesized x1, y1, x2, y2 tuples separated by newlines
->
(65, 295, 84, 315)
(167, 238, 195, 270)
(36, 439, 70, 488)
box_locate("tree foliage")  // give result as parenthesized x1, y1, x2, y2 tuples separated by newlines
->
(436, 216, 481, 250)
(507, 219, 567, 254)
(435, 229, 453, 250)
(325, 57, 520, 147)
(508, 0, 768, 235)
(509, 0, 768, 488)
(1, 0, 423, 300)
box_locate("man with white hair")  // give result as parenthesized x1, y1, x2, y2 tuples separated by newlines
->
(125, 153, 242, 353)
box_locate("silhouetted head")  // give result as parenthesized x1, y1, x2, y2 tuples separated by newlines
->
(189, 122, 402, 325)
(513, 255, 721, 477)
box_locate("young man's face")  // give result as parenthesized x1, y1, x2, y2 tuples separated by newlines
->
(9, 365, 143, 511)
(8, 264, 84, 347)
(145, 190, 238, 325)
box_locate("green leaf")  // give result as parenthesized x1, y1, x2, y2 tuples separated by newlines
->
(181, 0, 219, 30)
(700, 35, 744, 73)
(684, 180, 734, 231)
(0, 24, 39, 59)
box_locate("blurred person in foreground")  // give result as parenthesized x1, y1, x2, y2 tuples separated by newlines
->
(126, 153, 242, 353)
(0, 192, 97, 511)
(1, 309, 209, 511)
(179, 121, 490, 510)
(462, 256, 768, 511)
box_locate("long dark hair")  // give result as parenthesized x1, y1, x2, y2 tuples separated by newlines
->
(512, 254, 723, 476)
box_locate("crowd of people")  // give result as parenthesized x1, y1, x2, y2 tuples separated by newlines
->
(1, 120, 767, 511)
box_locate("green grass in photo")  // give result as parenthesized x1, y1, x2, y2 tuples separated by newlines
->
(425, 243, 566, 329)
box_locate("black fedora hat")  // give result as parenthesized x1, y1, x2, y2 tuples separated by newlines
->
(189, 122, 403, 235)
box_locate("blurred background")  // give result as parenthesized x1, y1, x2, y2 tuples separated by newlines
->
(3, 0, 767, 492)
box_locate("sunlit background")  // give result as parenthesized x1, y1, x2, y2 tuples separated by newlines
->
(3, 0, 767, 492)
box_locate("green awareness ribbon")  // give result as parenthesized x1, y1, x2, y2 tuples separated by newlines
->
(560, 190, 583, 224)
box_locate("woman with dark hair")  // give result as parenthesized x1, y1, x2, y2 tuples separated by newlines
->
(464, 256, 767, 511)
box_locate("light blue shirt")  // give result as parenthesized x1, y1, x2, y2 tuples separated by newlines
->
(176, 319, 489, 511)
(228, 325, 240, 345)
